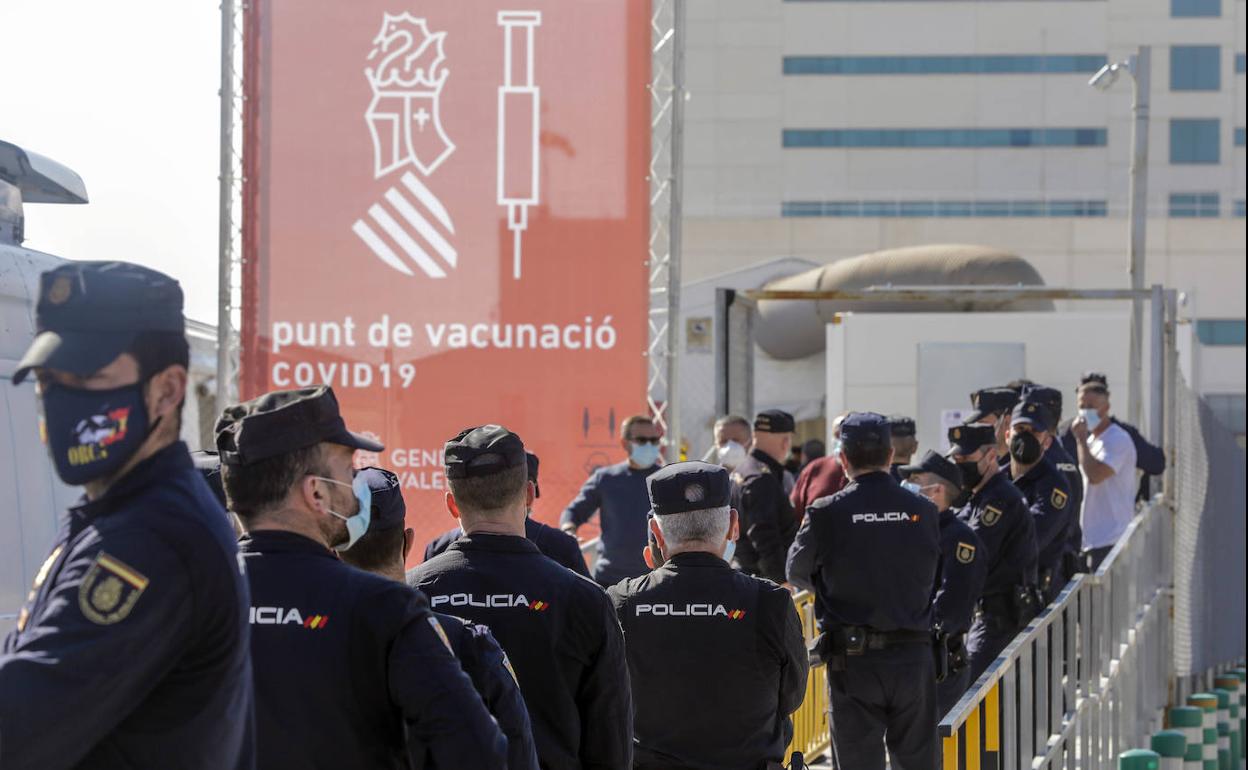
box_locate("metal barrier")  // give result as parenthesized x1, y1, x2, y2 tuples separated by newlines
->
(786, 591, 831, 760)
(939, 499, 1173, 770)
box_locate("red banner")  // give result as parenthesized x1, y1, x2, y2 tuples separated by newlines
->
(242, 0, 651, 560)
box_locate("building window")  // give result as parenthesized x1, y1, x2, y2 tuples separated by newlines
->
(1169, 119, 1220, 164)
(1169, 193, 1220, 217)
(1205, 393, 1246, 437)
(1170, 46, 1221, 90)
(1236, 200, 1246, 217)
(1236, 128, 1245, 146)
(783, 55, 1107, 76)
(782, 128, 1106, 149)
(1171, 0, 1220, 16)
(1195, 319, 1246, 346)
(1237, 53, 1246, 74)
(781, 199, 1108, 218)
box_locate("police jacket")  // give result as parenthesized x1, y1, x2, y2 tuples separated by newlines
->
(731, 449, 800, 584)
(956, 471, 1038, 601)
(0, 442, 255, 770)
(241, 531, 507, 770)
(934, 509, 988, 637)
(560, 461, 658, 585)
(786, 471, 941, 635)
(424, 516, 590, 578)
(407, 533, 633, 770)
(1012, 457, 1073, 578)
(607, 551, 808, 770)
(1044, 442, 1084, 560)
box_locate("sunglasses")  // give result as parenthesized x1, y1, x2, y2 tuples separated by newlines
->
(628, 436, 662, 445)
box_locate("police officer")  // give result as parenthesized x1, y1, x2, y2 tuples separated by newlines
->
(947, 424, 1039, 681)
(340, 467, 540, 770)
(732, 409, 799, 584)
(423, 452, 589, 577)
(1019, 385, 1084, 578)
(216, 387, 506, 769)
(407, 425, 632, 770)
(0, 262, 254, 769)
(1008, 400, 1074, 604)
(787, 413, 942, 770)
(899, 451, 988, 716)
(966, 386, 1020, 459)
(608, 462, 809, 770)
(192, 449, 245, 537)
(887, 415, 918, 481)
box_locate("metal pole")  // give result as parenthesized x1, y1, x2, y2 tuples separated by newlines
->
(1126, 46, 1151, 429)
(1149, 284, 1164, 448)
(664, 0, 685, 459)
(215, 0, 237, 412)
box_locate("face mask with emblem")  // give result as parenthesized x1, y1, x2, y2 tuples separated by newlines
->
(316, 474, 373, 551)
(41, 381, 154, 486)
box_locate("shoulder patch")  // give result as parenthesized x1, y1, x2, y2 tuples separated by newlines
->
(501, 653, 519, 685)
(428, 616, 454, 654)
(1051, 488, 1069, 510)
(981, 505, 1003, 528)
(955, 542, 976, 564)
(78, 552, 149, 625)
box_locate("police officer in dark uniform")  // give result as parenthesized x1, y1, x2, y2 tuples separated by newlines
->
(947, 424, 1039, 681)
(899, 451, 988, 716)
(192, 449, 245, 537)
(887, 415, 918, 481)
(787, 413, 942, 770)
(423, 452, 590, 577)
(1019, 385, 1084, 577)
(966, 387, 1020, 460)
(608, 462, 809, 770)
(1007, 400, 1074, 604)
(406, 425, 632, 770)
(340, 467, 539, 770)
(0, 262, 255, 769)
(216, 387, 506, 769)
(731, 409, 799, 583)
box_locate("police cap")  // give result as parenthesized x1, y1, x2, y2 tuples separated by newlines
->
(358, 467, 405, 531)
(13, 261, 185, 384)
(526, 452, 541, 498)
(1021, 384, 1062, 424)
(1011, 399, 1053, 433)
(191, 450, 227, 509)
(753, 409, 795, 434)
(444, 425, 526, 480)
(947, 424, 996, 456)
(887, 415, 916, 437)
(966, 387, 1019, 423)
(840, 412, 891, 449)
(899, 449, 963, 489)
(646, 461, 731, 516)
(215, 385, 384, 466)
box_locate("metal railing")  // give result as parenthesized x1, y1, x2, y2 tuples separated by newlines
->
(939, 499, 1173, 769)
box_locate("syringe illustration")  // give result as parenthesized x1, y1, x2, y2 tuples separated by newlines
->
(497, 11, 541, 280)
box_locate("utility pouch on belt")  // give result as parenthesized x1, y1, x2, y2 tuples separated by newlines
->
(932, 630, 950, 683)
(1009, 583, 1039, 628)
(948, 633, 968, 674)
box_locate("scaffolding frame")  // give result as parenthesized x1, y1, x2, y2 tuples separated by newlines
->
(215, 0, 247, 409)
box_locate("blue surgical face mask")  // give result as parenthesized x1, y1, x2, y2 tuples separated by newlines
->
(722, 537, 736, 564)
(629, 441, 662, 468)
(901, 480, 922, 496)
(316, 474, 373, 552)
(1079, 407, 1102, 432)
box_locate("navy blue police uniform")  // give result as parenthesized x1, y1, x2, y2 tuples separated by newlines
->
(1008, 401, 1074, 603)
(424, 453, 590, 577)
(608, 462, 809, 770)
(899, 450, 988, 716)
(948, 424, 1040, 681)
(353, 467, 539, 770)
(731, 409, 800, 584)
(0, 262, 254, 770)
(217, 388, 507, 770)
(1020, 385, 1085, 576)
(787, 413, 942, 770)
(887, 415, 917, 482)
(407, 425, 633, 770)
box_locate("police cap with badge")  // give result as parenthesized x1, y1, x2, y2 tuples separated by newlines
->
(899, 450, 963, 488)
(1020, 385, 1063, 426)
(947, 424, 996, 456)
(754, 409, 795, 434)
(1010, 399, 1053, 434)
(215, 386, 384, 465)
(840, 412, 892, 450)
(647, 461, 732, 516)
(356, 467, 406, 532)
(966, 387, 1019, 424)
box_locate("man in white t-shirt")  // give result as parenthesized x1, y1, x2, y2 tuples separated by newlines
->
(1071, 382, 1138, 569)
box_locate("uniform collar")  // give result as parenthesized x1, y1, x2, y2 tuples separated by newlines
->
(750, 448, 785, 476)
(450, 532, 542, 554)
(850, 469, 894, 484)
(1015, 458, 1049, 485)
(971, 469, 1008, 503)
(666, 550, 731, 568)
(239, 529, 337, 558)
(70, 440, 193, 520)
(939, 507, 958, 526)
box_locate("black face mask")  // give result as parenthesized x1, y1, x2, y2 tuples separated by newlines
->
(41, 382, 154, 486)
(1009, 432, 1043, 465)
(956, 460, 983, 491)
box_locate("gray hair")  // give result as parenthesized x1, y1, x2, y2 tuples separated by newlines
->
(656, 505, 731, 547)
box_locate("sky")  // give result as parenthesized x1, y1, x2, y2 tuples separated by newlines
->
(3, 0, 222, 323)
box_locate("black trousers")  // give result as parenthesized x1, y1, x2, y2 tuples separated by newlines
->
(966, 612, 1017, 683)
(827, 650, 937, 770)
(937, 662, 973, 718)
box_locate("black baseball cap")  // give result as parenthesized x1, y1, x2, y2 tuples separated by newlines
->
(899, 449, 963, 488)
(526, 452, 541, 498)
(840, 412, 891, 448)
(967, 387, 1020, 423)
(947, 424, 996, 456)
(647, 461, 731, 516)
(358, 467, 405, 532)
(1011, 399, 1053, 433)
(887, 415, 916, 437)
(754, 409, 795, 434)
(215, 386, 383, 466)
(13, 261, 186, 384)
(444, 425, 527, 480)
(191, 450, 227, 509)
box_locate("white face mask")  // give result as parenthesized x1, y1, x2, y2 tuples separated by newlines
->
(716, 440, 747, 470)
(1080, 407, 1102, 432)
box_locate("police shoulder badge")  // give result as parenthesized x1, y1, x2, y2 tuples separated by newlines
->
(956, 542, 976, 564)
(427, 616, 454, 654)
(78, 552, 149, 625)
(1051, 488, 1069, 510)
(981, 505, 1003, 527)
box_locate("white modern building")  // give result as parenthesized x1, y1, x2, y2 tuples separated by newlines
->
(677, 0, 1246, 445)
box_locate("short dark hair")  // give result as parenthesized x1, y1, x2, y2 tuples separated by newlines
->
(339, 527, 405, 573)
(447, 461, 527, 515)
(843, 441, 891, 471)
(129, 330, 190, 419)
(222, 443, 327, 520)
(621, 414, 655, 440)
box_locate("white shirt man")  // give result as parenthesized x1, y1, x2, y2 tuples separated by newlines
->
(1072, 384, 1138, 568)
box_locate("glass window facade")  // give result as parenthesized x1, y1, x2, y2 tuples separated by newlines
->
(784, 55, 1107, 76)
(1170, 46, 1221, 90)
(783, 128, 1106, 148)
(1205, 393, 1246, 436)
(1236, 127, 1245, 147)
(1169, 193, 1220, 217)
(1169, 119, 1220, 164)
(1171, 0, 1221, 16)
(1237, 53, 1246, 74)
(781, 199, 1108, 218)
(1195, 319, 1246, 346)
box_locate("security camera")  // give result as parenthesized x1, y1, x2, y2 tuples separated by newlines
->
(1088, 63, 1121, 91)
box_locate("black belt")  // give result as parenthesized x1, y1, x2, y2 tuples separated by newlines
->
(833, 626, 931, 655)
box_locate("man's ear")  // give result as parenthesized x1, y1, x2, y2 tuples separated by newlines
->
(445, 491, 462, 521)
(525, 480, 536, 508)
(402, 528, 415, 562)
(300, 475, 326, 515)
(145, 365, 188, 425)
(728, 508, 740, 541)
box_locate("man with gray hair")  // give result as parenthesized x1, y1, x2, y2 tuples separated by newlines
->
(608, 461, 808, 770)
(704, 414, 752, 470)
